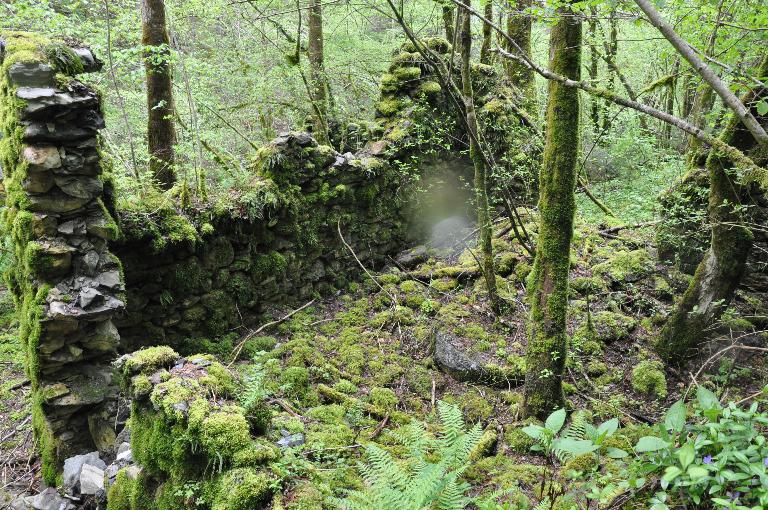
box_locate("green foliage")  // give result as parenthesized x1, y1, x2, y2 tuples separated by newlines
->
(633, 388, 768, 509)
(334, 401, 484, 510)
(631, 360, 668, 399)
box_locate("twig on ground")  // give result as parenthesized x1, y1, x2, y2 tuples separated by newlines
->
(369, 414, 390, 440)
(338, 220, 397, 306)
(228, 299, 316, 366)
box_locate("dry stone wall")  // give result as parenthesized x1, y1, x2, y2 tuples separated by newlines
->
(0, 32, 125, 483)
(112, 132, 412, 352)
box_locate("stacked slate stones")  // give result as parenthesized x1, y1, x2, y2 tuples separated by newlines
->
(0, 32, 125, 483)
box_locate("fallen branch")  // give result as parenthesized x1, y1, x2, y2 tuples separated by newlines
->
(368, 414, 390, 440)
(0, 416, 31, 443)
(599, 220, 660, 236)
(228, 299, 316, 366)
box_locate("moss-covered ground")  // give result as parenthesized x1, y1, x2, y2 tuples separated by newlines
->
(0, 288, 39, 506)
(211, 217, 767, 507)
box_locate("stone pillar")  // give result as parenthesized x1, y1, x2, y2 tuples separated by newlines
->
(0, 32, 125, 483)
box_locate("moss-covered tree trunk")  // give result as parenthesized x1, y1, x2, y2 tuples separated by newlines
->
(657, 55, 768, 364)
(308, 0, 331, 145)
(442, 4, 455, 43)
(479, 0, 493, 64)
(600, 9, 617, 133)
(587, 7, 600, 134)
(505, 0, 535, 105)
(141, 0, 176, 190)
(523, 2, 581, 420)
(460, 0, 500, 314)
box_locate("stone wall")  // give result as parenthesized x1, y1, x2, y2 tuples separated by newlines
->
(113, 132, 413, 351)
(0, 32, 125, 483)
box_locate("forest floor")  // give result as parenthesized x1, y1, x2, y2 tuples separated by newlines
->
(0, 291, 39, 508)
(225, 214, 767, 506)
(0, 208, 766, 508)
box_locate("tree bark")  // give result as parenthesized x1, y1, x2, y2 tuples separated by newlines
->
(479, 0, 493, 64)
(656, 55, 768, 364)
(601, 9, 617, 132)
(141, 0, 176, 190)
(460, 0, 500, 314)
(633, 0, 768, 147)
(504, 0, 534, 105)
(664, 59, 680, 145)
(523, 1, 580, 420)
(587, 8, 600, 133)
(442, 4, 455, 43)
(308, 0, 331, 145)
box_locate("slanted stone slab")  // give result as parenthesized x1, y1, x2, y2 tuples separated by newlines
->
(7, 62, 55, 87)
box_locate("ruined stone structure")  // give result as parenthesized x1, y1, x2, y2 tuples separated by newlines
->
(0, 32, 125, 483)
(0, 31, 533, 488)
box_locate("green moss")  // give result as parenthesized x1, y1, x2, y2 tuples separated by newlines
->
(253, 251, 287, 278)
(287, 482, 325, 510)
(200, 410, 253, 460)
(368, 387, 398, 410)
(233, 441, 279, 466)
(280, 366, 310, 398)
(592, 249, 653, 283)
(333, 379, 358, 395)
(418, 80, 442, 96)
(430, 278, 458, 292)
(402, 37, 451, 54)
(106, 469, 137, 510)
(211, 468, 272, 510)
(631, 360, 667, 399)
(122, 346, 179, 376)
(393, 66, 421, 82)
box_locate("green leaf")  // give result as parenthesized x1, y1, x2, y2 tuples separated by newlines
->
(635, 436, 671, 453)
(664, 400, 686, 432)
(545, 408, 566, 433)
(697, 386, 721, 412)
(606, 447, 629, 459)
(677, 442, 695, 469)
(597, 418, 619, 438)
(687, 466, 708, 480)
(521, 424, 545, 440)
(661, 466, 683, 483)
(757, 99, 768, 116)
(553, 438, 599, 456)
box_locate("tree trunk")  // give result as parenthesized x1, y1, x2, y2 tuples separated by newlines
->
(600, 9, 617, 133)
(141, 0, 176, 190)
(308, 0, 331, 145)
(479, 0, 493, 64)
(523, 1, 580, 420)
(504, 0, 534, 106)
(460, 0, 500, 314)
(587, 8, 600, 133)
(442, 5, 455, 43)
(657, 55, 768, 364)
(664, 59, 680, 145)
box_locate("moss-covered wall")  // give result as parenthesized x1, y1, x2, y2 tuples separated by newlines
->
(112, 132, 412, 352)
(0, 31, 125, 483)
(110, 38, 536, 354)
(108, 347, 278, 510)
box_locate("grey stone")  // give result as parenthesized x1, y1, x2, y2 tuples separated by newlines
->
(78, 287, 103, 309)
(276, 431, 305, 448)
(63, 451, 105, 491)
(22, 170, 55, 193)
(116, 448, 132, 463)
(23, 145, 62, 171)
(17, 87, 56, 100)
(395, 245, 429, 269)
(433, 330, 521, 387)
(23, 122, 96, 143)
(96, 270, 121, 289)
(7, 62, 55, 87)
(54, 176, 102, 199)
(79, 463, 105, 495)
(27, 192, 90, 213)
(83, 250, 99, 275)
(23, 488, 75, 510)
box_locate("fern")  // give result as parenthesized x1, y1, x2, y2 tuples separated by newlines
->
(334, 401, 484, 510)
